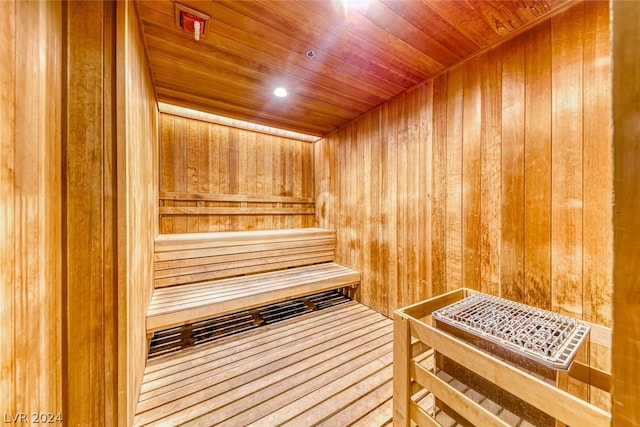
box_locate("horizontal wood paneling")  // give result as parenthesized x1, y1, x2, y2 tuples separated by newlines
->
(159, 112, 314, 233)
(134, 0, 574, 135)
(315, 2, 613, 333)
(1, 0, 63, 418)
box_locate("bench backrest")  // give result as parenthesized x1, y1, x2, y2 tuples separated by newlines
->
(154, 228, 336, 288)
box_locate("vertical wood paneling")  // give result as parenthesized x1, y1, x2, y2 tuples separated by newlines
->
(0, 0, 16, 412)
(501, 38, 526, 303)
(160, 115, 175, 233)
(65, 2, 111, 422)
(198, 121, 210, 232)
(361, 113, 373, 307)
(431, 74, 448, 296)
(445, 67, 464, 292)
(159, 113, 314, 233)
(462, 58, 482, 291)
(419, 82, 434, 302)
(117, 1, 159, 424)
(582, 0, 613, 327)
(583, 1, 613, 408)
(480, 49, 502, 296)
(173, 116, 188, 232)
(396, 94, 408, 307)
(612, 1, 640, 424)
(369, 108, 384, 310)
(406, 88, 421, 303)
(378, 104, 391, 313)
(2, 0, 63, 418)
(551, 4, 585, 318)
(524, 21, 553, 311)
(314, 1, 612, 326)
(4, 1, 155, 423)
(385, 100, 399, 314)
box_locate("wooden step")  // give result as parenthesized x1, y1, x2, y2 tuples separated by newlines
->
(154, 228, 337, 287)
(147, 262, 360, 333)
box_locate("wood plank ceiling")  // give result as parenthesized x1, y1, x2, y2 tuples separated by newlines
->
(135, 0, 573, 136)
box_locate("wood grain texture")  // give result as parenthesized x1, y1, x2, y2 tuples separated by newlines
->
(551, 2, 585, 319)
(582, 0, 612, 327)
(64, 1, 112, 422)
(479, 49, 502, 297)
(134, 0, 573, 135)
(445, 67, 464, 293)
(159, 112, 314, 233)
(0, 0, 15, 412)
(117, 1, 159, 424)
(314, 1, 613, 327)
(501, 37, 525, 303)
(462, 57, 482, 291)
(524, 21, 553, 311)
(431, 74, 448, 297)
(612, 1, 640, 424)
(136, 302, 393, 426)
(2, 0, 63, 418)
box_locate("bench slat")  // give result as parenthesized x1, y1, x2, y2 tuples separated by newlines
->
(154, 229, 337, 287)
(155, 250, 335, 279)
(155, 228, 335, 251)
(148, 228, 359, 335)
(147, 262, 359, 333)
(155, 244, 334, 270)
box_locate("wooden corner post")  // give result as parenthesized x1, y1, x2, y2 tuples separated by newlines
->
(393, 312, 412, 426)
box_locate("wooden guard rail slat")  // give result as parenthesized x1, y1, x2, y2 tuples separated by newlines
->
(393, 288, 612, 427)
(159, 192, 315, 216)
(160, 191, 314, 204)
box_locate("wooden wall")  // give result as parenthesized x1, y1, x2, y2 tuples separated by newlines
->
(117, 2, 159, 425)
(159, 111, 314, 233)
(2, 1, 157, 424)
(64, 2, 120, 422)
(315, 1, 612, 326)
(1, 0, 63, 418)
(612, 1, 640, 424)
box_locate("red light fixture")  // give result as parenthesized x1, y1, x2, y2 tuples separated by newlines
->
(175, 4, 210, 41)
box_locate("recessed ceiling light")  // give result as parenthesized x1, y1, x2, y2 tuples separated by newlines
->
(274, 87, 288, 98)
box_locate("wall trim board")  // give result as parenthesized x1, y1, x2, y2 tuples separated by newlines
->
(159, 102, 319, 143)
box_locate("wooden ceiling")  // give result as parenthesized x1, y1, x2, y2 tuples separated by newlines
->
(135, 0, 574, 136)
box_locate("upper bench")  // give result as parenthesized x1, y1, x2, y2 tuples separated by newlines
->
(154, 228, 339, 288)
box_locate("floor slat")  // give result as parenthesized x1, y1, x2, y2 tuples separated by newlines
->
(134, 301, 394, 427)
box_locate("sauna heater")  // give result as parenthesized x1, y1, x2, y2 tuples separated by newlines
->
(431, 293, 590, 426)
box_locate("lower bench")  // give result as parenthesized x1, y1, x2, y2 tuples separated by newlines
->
(147, 262, 360, 333)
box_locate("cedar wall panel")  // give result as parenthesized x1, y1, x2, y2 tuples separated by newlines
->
(315, 1, 613, 329)
(612, 1, 640, 424)
(64, 1, 157, 424)
(1, 0, 63, 418)
(117, 2, 159, 425)
(3, 1, 154, 423)
(159, 113, 314, 233)
(64, 2, 118, 423)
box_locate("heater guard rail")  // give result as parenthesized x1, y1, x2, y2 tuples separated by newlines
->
(393, 288, 612, 427)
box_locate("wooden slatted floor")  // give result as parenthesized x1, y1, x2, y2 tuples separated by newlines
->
(135, 301, 395, 426)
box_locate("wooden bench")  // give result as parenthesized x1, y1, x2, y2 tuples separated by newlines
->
(147, 228, 360, 333)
